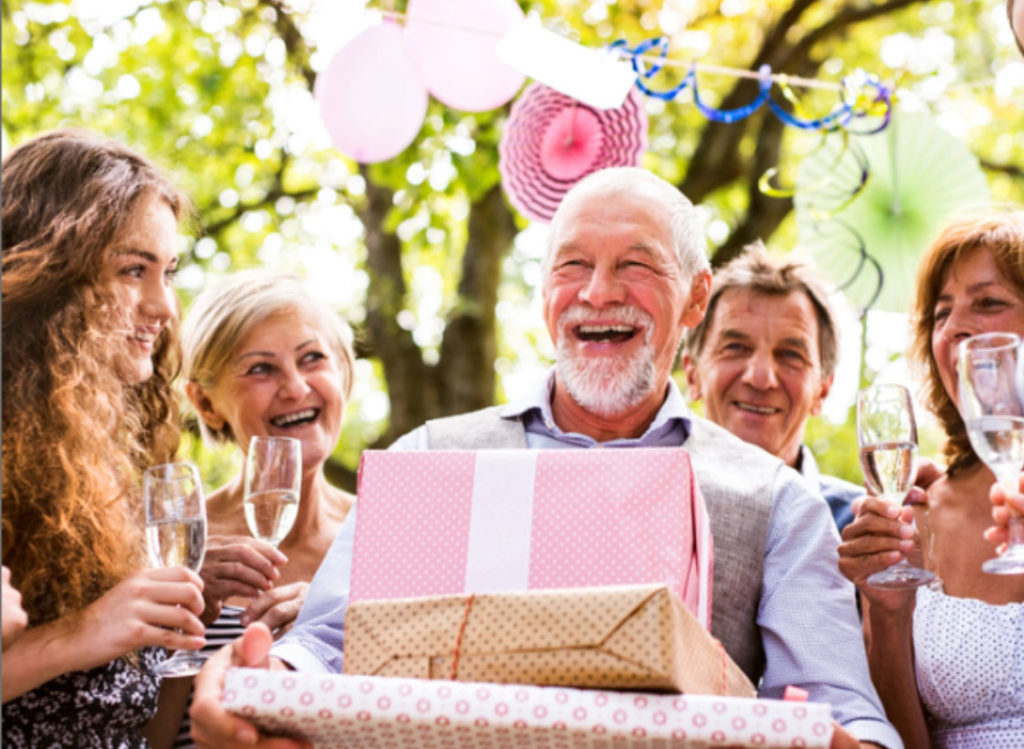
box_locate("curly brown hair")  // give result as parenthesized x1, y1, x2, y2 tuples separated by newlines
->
(910, 212, 1024, 476)
(2, 130, 188, 625)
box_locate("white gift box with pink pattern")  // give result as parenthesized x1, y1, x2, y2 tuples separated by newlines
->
(352, 449, 713, 627)
(223, 669, 833, 748)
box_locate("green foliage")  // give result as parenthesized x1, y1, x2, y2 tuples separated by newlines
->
(4, 0, 1022, 484)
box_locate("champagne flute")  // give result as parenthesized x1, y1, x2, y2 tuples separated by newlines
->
(244, 436, 301, 548)
(957, 332, 1024, 574)
(857, 384, 937, 588)
(143, 461, 207, 677)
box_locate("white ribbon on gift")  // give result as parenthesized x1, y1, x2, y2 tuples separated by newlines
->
(464, 450, 538, 592)
(462, 449, 712, 628)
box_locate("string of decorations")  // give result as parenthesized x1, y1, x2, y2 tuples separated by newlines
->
(609, 36, 893, 133)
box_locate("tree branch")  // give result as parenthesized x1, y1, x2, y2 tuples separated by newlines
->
(256, 0, 316, 89)
(980, 158, 1024, 181)
(358, 164, 435, 444)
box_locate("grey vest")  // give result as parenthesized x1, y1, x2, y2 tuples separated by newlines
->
(425, 406, 778, 683)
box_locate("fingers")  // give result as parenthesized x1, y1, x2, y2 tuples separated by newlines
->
(242, 583, 308, 630)
(191, 640, 261, 747)
(134, 569, 206, 617)
(200, 538, 288, 602)
(827, 722, 863, 749)
(839, 499, 916, 586)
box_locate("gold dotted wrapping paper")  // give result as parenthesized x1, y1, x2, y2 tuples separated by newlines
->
(343, 584, 755, 697)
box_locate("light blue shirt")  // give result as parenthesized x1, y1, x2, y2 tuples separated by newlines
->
(273, 374, 900, 749)
(799, 444, 862, 534)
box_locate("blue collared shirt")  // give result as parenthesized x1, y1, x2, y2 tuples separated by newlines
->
(273, 373, 900, 749)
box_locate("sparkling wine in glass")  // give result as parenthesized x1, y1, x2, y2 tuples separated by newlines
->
(958, 332, 1024, 574)
(857, 384, 936, 588)
(244, 436, 301, 547)
(144, 461, 207, 677)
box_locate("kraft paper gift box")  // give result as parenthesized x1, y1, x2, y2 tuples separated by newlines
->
(223, 669, 834, 748)
(351, 448, 713, 628)
(343, 584, 755, 697)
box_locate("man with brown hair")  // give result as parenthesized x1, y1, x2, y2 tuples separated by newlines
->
(683, 242, 860, 531)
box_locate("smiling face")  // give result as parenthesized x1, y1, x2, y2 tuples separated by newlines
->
(98, 191, 179, 384)
(193, 309, 346, 472)
(685, 288, 832, 467)
(931, 247, 1024, 409)
(542, 189, 709, 430)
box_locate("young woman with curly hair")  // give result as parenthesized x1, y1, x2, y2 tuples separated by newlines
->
(1, 130, 206, 748)
(839, 212, 1024, 748)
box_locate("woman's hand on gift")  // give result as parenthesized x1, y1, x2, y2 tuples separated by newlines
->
(198, 536, 287, 625)
(985, 474, 1024, 552)
(190, 622, 308, 749)
(241, 581, 309, 636)
(837, 497, 919, 613)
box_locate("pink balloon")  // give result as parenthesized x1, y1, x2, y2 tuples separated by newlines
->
(315, 21, 428, 163)
(405, 0, 525, 112)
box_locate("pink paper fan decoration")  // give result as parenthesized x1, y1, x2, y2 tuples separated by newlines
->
(499, 83, 648, 222)
(405, 0, 525, 112)
(315, 20, 428, 163)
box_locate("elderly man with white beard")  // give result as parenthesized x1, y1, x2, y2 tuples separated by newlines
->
(189, 167, 900, 749)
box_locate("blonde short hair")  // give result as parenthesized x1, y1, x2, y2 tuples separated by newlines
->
(182, 269, 355, 444)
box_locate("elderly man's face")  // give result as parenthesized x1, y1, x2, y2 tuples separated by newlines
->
(542, 191, 705, 417)
(685, 288, 832, 467)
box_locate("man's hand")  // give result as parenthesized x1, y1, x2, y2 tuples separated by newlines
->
(829, 724, 887, 749)
(190, 623, 309, 748)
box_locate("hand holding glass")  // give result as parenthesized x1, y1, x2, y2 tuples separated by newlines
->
(957, 332, 1024, 574)
(244, 436, 301, 548)
(857, 384, 936, 588)
(144, 461, 207, 677)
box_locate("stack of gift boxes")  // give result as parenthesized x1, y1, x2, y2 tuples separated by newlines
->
(223, 449, 834, 747)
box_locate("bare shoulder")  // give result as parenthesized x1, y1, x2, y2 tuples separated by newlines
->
(204, 485, 249, 536)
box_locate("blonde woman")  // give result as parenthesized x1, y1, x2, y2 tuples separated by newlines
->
(170, 270, 356, 746)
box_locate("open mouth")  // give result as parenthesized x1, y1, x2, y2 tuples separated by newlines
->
(573, 324, 639, 344)
(734, 401, 780, 416)
(270, 408, 320, 428)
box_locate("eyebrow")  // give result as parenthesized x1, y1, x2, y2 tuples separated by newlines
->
(114, 248, 178, 266)
(717, 328, 811, 352)
(935, 280, 1004, 303)
(234, 338, 318, 364)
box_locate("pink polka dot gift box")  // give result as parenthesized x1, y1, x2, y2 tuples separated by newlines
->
(222, 669, 834, 748)
(351, 449, 713, 628)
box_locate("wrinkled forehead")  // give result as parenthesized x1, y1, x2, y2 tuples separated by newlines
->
(548, 186, 674, 257)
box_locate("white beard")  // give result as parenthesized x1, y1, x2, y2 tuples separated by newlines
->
(555, 306, 658, 418)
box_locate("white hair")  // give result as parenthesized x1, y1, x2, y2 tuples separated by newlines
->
(544, 167, 710, 282)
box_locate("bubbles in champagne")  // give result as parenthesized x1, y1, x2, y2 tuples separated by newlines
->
(244, 490, 299, 546)
(860, 441, 918, 506)
(146, 517, 206, 571)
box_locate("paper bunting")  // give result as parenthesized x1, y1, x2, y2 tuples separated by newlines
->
(498, 83, 648, 222)
(795, 110, 991, 313)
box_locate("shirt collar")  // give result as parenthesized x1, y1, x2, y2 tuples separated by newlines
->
(797, 443, 820, 481)
(499, 368, 693, 441)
